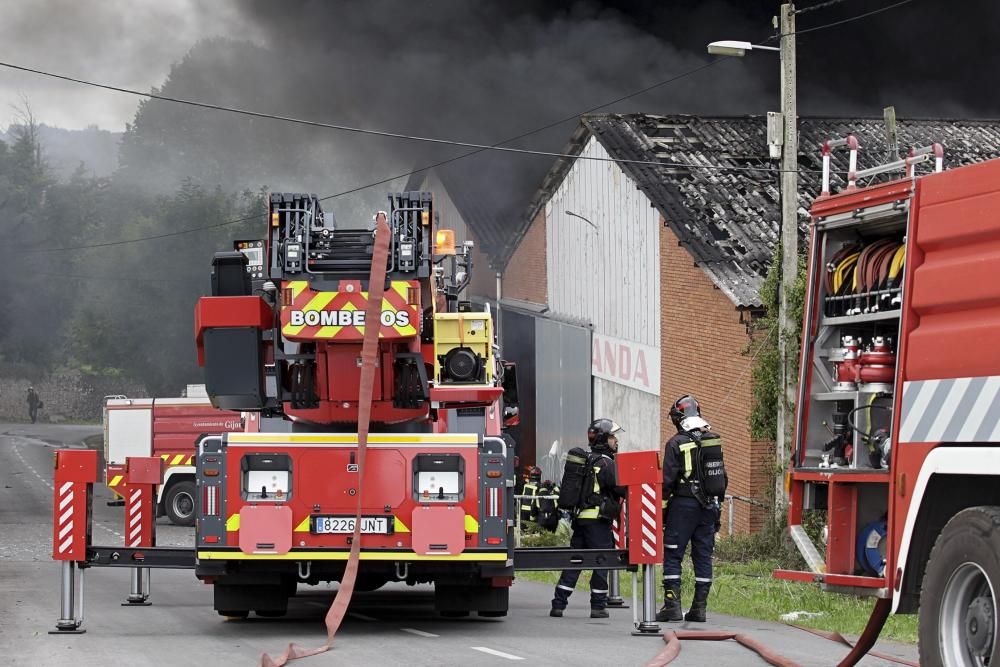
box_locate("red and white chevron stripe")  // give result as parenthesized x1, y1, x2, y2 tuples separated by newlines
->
(639, 483, 658, 558)
(127, 489, 143, 547)
(57, 482, 75, 554)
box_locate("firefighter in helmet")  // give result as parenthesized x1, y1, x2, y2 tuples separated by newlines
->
(550, 418, 627, 619)
(520, 466, 543, 524)
(657, 395, 727, 623)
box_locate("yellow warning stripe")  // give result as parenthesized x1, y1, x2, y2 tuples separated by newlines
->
(108, 475, 123, 488)
(282, 291, 336, 336)
(228, 515, 415, 534)
(287, 280, 309, 300)
(157, 453, 194, 466)
(197, 551, 508, 562)
(225, 515, 476, 535)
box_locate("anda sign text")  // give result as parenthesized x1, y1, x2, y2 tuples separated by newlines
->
(591, 333, 660, 396)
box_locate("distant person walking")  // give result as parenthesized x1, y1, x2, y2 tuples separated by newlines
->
(26, 386, 41, 423)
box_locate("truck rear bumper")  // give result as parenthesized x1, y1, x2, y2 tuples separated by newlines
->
(774, 569, 889, 597)
(196, 549, 509, 561)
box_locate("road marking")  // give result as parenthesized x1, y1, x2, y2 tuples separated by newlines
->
(401, 628, 438, 638)
(12, 445, 53, 490)
(471, 647, 524, 661)
(12, 443, 124, 540)
(348, 612, 378, 622)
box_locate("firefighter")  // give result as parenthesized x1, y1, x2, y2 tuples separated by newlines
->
(657, 395, 727, 623)
(550, 418, 627, 619)
(520, 466, 542, 524)
(26, 386, 40, 424)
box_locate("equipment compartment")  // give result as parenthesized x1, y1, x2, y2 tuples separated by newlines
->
(797, 218, 907, 470)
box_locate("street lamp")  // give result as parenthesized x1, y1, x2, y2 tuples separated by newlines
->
(708, 3, 797, 510)
(706, 40, 779, 57)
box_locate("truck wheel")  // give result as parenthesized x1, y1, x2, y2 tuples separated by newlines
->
(919, 506, 1000, 667)
(164, 480, 197, 526)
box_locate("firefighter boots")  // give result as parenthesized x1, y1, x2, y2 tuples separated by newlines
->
(590, 608, 609, 619)
(655, 581, 683, 622)
(684, 583, 710, 622)
(549, 608, 563, 618)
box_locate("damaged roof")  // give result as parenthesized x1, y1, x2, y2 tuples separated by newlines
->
(522, 114, 1000, 308)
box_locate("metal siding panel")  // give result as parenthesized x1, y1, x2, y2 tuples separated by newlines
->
(535, 317, 592, 483)
(546, 136, 660, 351)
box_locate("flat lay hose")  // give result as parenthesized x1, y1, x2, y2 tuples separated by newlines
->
(645, 598, 897, 667)
(260, 213, 391, 667)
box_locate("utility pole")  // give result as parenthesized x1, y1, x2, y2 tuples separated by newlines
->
(775, 2, 797, 510)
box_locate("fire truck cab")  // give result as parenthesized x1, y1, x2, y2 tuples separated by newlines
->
(778, 140, 1000, 665)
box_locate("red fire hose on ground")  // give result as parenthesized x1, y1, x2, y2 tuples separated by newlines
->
(259, 213, 391, 667)
(644, 598, 916, 667)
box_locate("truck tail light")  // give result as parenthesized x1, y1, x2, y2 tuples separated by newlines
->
(203, 486, 219, 516)
(486, 471, 501, 478)
(487, 487, 502, 518)
(486, 537, 502, 545)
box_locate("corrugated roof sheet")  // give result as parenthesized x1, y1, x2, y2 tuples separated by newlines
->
(525, 114, 1000, 308)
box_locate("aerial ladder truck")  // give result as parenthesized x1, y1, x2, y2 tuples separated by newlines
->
(192, 192, 516, 618)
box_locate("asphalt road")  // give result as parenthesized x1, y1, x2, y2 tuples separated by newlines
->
(0, 423, 920, 666)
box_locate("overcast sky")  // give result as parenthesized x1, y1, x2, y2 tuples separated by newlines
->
(0, 0, 263, 130)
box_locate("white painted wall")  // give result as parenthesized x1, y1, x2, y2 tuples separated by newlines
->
(545, 135, 662, 452)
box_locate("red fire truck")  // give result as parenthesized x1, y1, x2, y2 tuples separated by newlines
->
(777, 140, 1000, 665)
(191, 192, 516, 618)
(103, 386, 243, 525)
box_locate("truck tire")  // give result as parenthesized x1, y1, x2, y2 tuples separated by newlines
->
(435, 583, 508, 618)
(919, 505, 1000, 667)
(164, 480, 197, 527)
(215, 584, 288, 619)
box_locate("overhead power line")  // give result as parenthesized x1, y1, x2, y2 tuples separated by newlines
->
(0, 58, 796, 174)
(0, 0, 923, 257)
(794, 0, 919, 35)
(794, 0, 851, 15)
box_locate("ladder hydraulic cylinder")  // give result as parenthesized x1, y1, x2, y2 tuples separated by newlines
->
(607, 507, 628, 608)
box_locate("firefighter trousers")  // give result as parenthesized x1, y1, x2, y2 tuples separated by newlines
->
(662, 496, 716, 586)
(551, 519, 614, 610)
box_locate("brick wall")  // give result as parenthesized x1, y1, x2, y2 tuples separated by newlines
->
(660, 220, 771, 534)
(502, 210, 547, 305)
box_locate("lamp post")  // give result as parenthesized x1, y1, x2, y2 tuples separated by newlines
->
(709, 3, 797, 510)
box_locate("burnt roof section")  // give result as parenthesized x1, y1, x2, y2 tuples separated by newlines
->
(522, 114, 1000, 308)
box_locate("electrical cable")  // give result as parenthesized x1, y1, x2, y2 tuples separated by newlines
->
(794, 0, 851, 14)
(0, 56, 790, 256)
(793, 0, 920, 36)
(1, 0, 920, 256)
(0, 58, 800, 175)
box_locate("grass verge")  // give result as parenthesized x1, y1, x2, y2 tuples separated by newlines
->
(517, 526, 917, 644)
